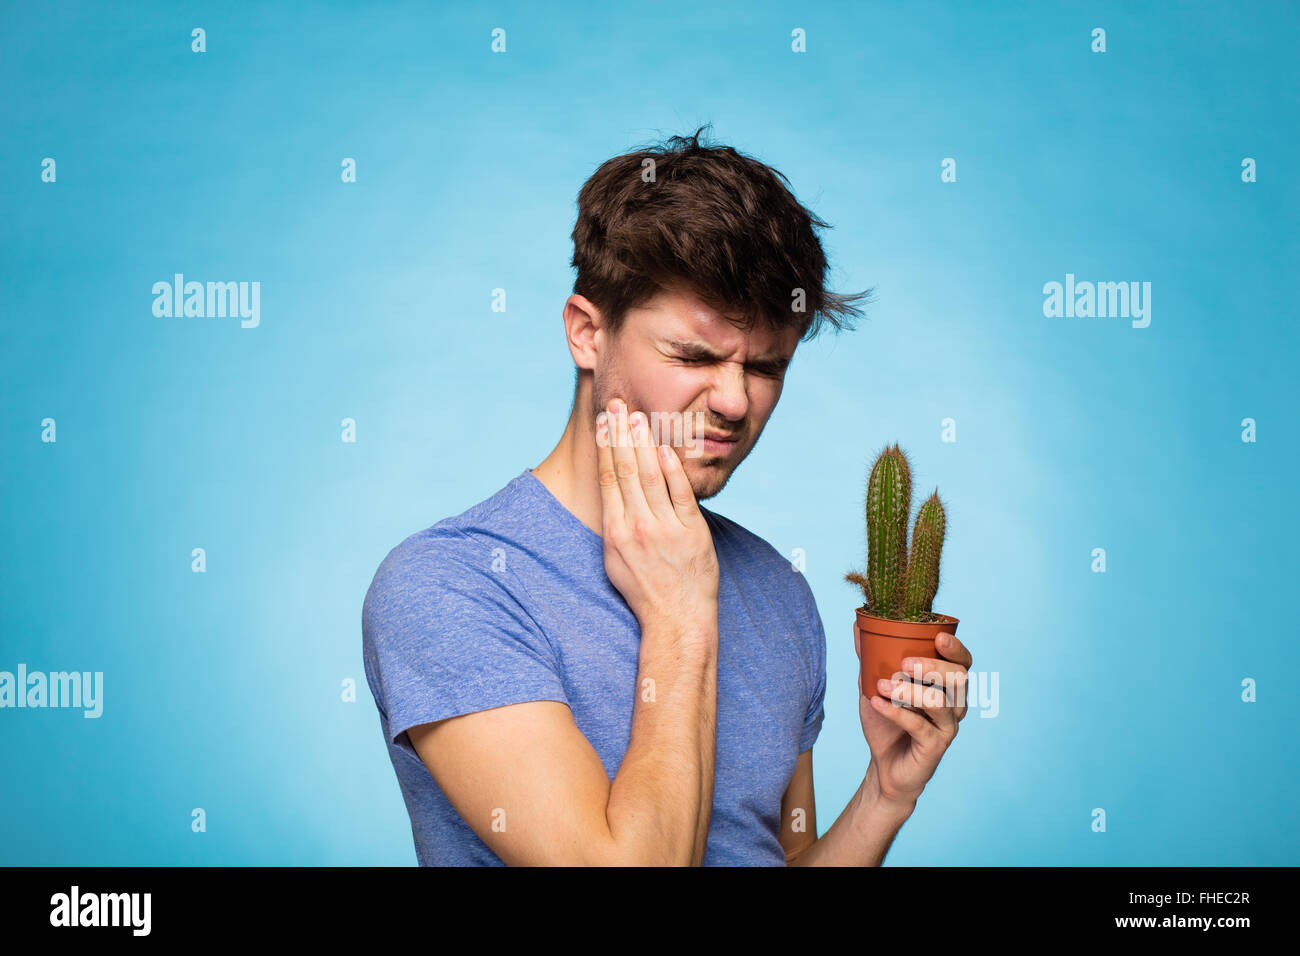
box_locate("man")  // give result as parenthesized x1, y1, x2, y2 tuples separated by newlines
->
(362, 126, 973, 866)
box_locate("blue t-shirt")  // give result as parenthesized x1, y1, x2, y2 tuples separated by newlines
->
(361, 468, 826, 866)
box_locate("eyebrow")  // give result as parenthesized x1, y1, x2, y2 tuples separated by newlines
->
(663, 339, 792, 373)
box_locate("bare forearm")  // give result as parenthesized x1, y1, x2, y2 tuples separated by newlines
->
(605, 615, 718, 866)
(789, 764, 915, 866)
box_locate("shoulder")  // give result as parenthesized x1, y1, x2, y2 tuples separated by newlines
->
(361, 514, 553, 688)
(361, 527, 480, 653)
(363, 476, 528, 627)
(364, 476, 525, 595)
(365, 524, 479, 602)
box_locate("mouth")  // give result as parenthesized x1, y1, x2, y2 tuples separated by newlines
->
(697, 432, 740, 457)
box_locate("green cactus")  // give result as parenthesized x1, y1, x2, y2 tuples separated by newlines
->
(845, 444, 948, 623)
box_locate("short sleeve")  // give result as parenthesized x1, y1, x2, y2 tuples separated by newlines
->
(798, 580, 827, 753)
(362, 528, 570, 761)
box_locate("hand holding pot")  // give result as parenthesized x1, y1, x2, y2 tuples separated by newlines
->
(855, 619, 972, 807)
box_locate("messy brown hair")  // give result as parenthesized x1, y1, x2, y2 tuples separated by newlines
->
(570, 124, 873, 343)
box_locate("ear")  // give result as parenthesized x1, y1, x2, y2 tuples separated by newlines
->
(563, 294, 604, 372)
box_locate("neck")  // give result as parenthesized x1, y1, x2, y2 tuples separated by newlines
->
(531, 381, 603, 537)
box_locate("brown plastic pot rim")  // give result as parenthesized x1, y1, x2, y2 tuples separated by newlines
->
(855, 607, 958, 628)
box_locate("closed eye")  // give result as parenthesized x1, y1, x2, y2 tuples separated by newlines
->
(674, 354, 786, 376)
(676, 348, 785, 379)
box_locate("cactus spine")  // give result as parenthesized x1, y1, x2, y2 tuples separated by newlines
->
(846, 444, 947, 623)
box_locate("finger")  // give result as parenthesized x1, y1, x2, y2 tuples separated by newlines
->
(868, 692, 942, 747)
(898, 658, 967, 690)
(595, 411, 623, 532)
(882, 677, 958, 738)
(887, 671, 955, 709)
(656, 436, 704, 527)
(629, 411, 675, 522)
(899, 658, 970, 721)
(853, 620, 860, 660)
(936, 631, 972, 669)
(608, 399, 651, 524)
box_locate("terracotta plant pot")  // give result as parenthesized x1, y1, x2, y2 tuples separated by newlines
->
(856, 607, 960, 695)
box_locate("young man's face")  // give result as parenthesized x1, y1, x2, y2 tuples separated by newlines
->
(591, 283, 801, 501)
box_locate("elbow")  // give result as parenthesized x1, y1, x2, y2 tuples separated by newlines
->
(601, 824, 695, 867)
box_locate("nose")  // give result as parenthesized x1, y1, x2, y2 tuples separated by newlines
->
(707, 362, 750, 425)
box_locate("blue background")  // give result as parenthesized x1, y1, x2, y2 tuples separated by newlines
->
(2, 0, 1296, 865)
